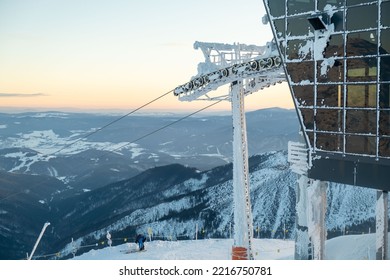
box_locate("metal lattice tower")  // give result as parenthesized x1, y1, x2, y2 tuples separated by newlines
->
(174, 40, 285, 259)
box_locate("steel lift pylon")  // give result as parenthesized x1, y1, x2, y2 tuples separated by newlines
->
(174, 40, 285, 259)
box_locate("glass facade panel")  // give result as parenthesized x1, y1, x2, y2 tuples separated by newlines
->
(379, 110, 390, 135)
(347, 84, 377, 108)
(324, 34, 344, 58)
(293, 85, 314, 106)
(316, 133, 343, 151)
(380, 57, 390, 82)
(331, 11, 344, 32)
(317, 85, 343, 107)
(346, 110, 377, 134)
(287, 39, 312, 60)
(287, 17, 313, 36)
(347, 4, 377, 31)
(268, 0, 285, 17)
(287, 0, 315, 15)
(380, 29, 390, 55)
(380, 83, 390, 108)
(316, 109, 343, 132)
(382, 2, 390, 27)
(346, 135, 376, 155)
(274, 19, 285, 39)
(317, 60, 343, 82)
(347, 31, 378, 57)
(379, 138, 390, 157)
(287, 61, 315, 83)
(300, 108, 314, 129)
(347, 57, 377, 82)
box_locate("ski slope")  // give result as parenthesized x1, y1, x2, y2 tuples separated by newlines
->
(73, 233, 390, 260)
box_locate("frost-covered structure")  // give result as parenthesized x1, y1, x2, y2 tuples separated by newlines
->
(174, 41, 285, 260)
(263, 0, 390, 260)
(264, 0, 390, 188)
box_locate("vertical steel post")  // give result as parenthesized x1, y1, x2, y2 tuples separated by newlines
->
(307, 180, 327, 260)
(376, 190, 388, 260)
(294, 174, 310, 260)
(231, 81, 253, 260)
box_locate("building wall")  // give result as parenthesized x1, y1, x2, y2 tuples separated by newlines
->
(263, 0, 390, 190)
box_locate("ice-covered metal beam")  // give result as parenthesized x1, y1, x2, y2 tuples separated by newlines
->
(174, 41, 286, 101)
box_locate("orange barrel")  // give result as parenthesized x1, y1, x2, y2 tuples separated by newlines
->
(232, 246, 248, 260)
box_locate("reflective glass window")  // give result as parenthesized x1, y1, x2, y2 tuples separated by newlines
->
(274, 19, 286, 39)
(331, 11, 344, 32)
(347, 4, 377, 31)
(287, 39, 312, 60)
(379, 110, 390, 135)
(300, 108, 314, 129)
(380, 83, 390, 108)
(379, 137, 390, 157)
(287, 61, 315, 83)
(287, 0, 315, 15)
(324, 34, 344, 58)
(382, 2, 390, 27)
(380, 57, 390, 82)
(316, 133, 343, 151)
(287, 16, 313, 36)
(317, 85, 343, 107)
(347, 31, 378, 56)
(347, 57, 377, 82)
(316, 109, 343, 132)
(380, 29, 390, 55)
(267, 0, 285, 17)
(347, 84, 377, 108)
(346, 109, 377, 134)
(293, 85, 314, 106)
(317, 60, 343, 82)
(346, 135, 376, 155)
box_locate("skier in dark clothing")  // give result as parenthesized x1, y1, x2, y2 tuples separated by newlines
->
(135, 234, 146, 251)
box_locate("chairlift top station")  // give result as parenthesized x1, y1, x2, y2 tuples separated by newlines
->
(174, 0, 390, 260)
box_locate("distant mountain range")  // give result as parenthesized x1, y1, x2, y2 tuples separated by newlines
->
(0, 108, 385, 260)
(0, 108, 300, 194)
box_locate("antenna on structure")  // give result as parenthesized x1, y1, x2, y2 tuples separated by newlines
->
(174, 40, 285, 260)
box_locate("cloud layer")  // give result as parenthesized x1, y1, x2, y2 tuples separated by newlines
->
(0, 93, 47, 98)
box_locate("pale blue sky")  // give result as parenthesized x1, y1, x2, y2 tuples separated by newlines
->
(0, 0, 291, 112)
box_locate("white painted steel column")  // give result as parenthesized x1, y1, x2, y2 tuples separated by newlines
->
(287, 141, 311, 260)
(376, 190, 388, 260)
(307, 180, 327, 260)
(295, 175, 310, 260)
(231, 81, 253, 259)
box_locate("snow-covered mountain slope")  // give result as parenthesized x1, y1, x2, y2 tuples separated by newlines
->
(71, 233, 390, 260)
(54, 151, 387, 260)
(74, 238, 295, 260)
(1, 149, 388, 260)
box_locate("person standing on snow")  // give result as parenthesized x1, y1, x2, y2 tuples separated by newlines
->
(135, 234, 146, 251)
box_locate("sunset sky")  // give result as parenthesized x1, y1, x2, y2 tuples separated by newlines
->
(0, 0, 293, 113)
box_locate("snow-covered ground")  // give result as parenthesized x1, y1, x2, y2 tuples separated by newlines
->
(73, 233, 390, 260)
